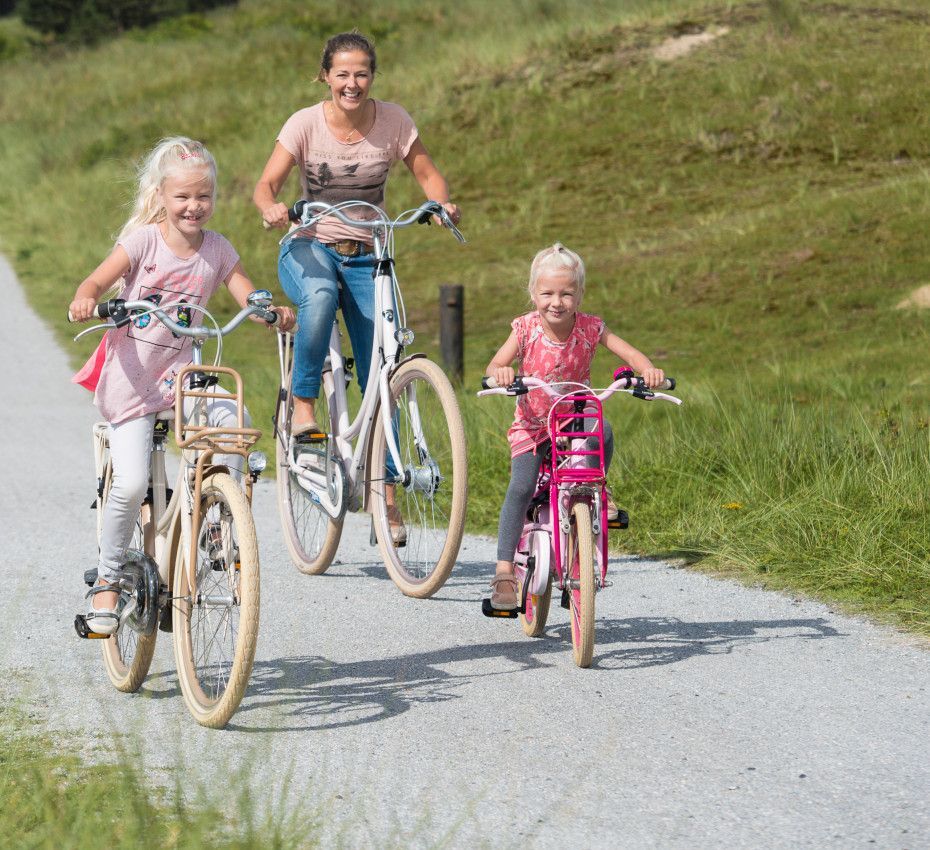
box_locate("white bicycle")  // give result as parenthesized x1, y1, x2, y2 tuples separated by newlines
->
(273, 199, 468, 597)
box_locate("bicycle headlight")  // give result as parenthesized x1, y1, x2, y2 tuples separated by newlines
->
(395, 327, 415, 346)
(247, 451, 267, 475)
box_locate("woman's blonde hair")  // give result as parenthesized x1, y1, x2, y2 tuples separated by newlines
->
(528, 242, 586, 303)
(116, 136, 217, 242)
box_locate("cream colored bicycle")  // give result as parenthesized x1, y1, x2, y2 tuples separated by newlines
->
(72, 293, 277, 728)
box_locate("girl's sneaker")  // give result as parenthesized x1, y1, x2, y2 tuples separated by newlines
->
(489, 574, 519, 610)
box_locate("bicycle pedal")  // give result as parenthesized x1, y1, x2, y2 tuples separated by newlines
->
(481, 598, 519, 618)
(607, 509, 629, 530)
(294, 430, 327, 445)
(560, 588, 570, 610)
(74, 614, 109, 640)
(83, 568, 99, 587)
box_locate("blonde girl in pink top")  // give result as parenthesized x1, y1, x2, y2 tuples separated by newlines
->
(484, 244, 666, 610)
(69, 137, 294, 635)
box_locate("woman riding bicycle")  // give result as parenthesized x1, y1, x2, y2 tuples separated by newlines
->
(252, 30, 460, 543)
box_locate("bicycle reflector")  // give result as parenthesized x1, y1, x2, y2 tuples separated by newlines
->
(394, 327, 415, 346)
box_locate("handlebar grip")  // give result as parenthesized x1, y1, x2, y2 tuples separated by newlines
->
(68, 300, 127, 323)
(417, 201, 442, 225)
(481, 376, 497, 389)
(663, 377, 676, 391)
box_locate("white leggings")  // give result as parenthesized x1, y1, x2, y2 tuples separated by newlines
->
(97, 398, 249, 581)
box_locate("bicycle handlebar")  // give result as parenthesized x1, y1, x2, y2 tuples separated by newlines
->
(479, 374, 681, 405)
(265, 199, 466, 244)
(68, 291, 280, 339)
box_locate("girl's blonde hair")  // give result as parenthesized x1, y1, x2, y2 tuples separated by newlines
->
(528, 242, 586, 303)
(116, 136, 217, 242)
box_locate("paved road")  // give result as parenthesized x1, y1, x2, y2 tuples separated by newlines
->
(1, 254, 928, 849)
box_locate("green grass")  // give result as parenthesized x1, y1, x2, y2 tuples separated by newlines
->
(2, 0, 930, 635)
(0, 707, 313, 849)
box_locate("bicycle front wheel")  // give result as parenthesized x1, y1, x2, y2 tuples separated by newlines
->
(96, 444, 157, 693)
(568, 502, 596, 667)
(369, 358, 467, 598)
(275, 371, 343, 574)
(173, 473, 259, 728)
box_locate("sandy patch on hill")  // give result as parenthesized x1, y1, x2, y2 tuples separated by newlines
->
(653, 27, 730, 61)
(895, 285, 930, 309)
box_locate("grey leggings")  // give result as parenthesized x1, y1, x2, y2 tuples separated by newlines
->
(497, 421, 614, 562)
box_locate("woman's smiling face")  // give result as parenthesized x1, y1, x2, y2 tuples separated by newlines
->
(324, 49, 373, 112)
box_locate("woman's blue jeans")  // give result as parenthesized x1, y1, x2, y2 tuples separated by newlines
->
(278, 237, 399, 479)
(278, 238, 377, 400)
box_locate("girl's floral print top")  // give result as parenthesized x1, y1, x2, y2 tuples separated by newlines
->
(507, 311, 605, 457)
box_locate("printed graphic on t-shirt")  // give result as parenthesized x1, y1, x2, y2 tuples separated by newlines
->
(126, 281, 203, 351)
(304, 154, 392, 206)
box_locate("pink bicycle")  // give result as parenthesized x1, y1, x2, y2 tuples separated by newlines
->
(479, 369, 681, 667)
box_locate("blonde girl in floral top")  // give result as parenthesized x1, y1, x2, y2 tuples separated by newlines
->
(484, 244, 665, 610)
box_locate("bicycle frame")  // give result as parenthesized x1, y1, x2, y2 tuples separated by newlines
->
(514, 391, 609, 607)
(479, 374, 681, 616)
(79, 297, 269, 606)
(275, 201, 463, 516)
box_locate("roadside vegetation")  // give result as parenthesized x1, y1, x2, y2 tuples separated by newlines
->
(0, 708, 312, 849)
(1, 0, 928, 644)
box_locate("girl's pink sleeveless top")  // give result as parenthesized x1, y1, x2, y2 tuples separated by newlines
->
(506, 311, 604, 457)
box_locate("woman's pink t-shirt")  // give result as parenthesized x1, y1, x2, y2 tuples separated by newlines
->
(276, 100, 418, 244)
(507, 311, 606, 457)
(75, 224, 239, 424)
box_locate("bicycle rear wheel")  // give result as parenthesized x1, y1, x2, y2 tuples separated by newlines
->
(369, 358, 467, 598)
(520, 572, 552, 637)
(568, 502, 596, 667)
(275, 371, 343, 574)
(95, 439, 157, 693)
(173, 473, 259, 728)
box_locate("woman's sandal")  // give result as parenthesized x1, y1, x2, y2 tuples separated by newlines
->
(489, 574, 519, 610)
(84, 581, 121, 636)
(386, 504, 407, 546)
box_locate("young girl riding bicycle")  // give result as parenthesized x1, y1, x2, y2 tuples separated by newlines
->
(485, 243, 665, 610)
(69, 136, 294, 635)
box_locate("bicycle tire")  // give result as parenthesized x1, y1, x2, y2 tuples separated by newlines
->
(520, 574, 552, 638)
(172, 473, 259, 728)
(369, 358, 467, 598)
(96, 444, 157, 693)
(568, 501, 596, 667)
(275, 370, 343, 574)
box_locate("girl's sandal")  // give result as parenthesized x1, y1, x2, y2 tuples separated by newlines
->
(489, 574, 519, 610)
(84, 581, 121, 636)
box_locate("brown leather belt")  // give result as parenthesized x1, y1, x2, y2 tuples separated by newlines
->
(323, 239, 368, 257)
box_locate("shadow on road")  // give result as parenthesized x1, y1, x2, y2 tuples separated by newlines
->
(202, 614, 842, 733)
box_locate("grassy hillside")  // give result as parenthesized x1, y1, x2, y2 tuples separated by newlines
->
(2, 0, 929, 634)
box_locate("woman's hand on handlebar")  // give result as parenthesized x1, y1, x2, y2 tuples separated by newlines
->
(435, 202, 461, 228)
(261, 202, 292, 230)
(69, 297, 99, 323)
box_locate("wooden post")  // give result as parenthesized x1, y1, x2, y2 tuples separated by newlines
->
(439, 284, 464, 383)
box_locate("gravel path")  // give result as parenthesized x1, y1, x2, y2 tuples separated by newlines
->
(1, 254, 928, 849)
